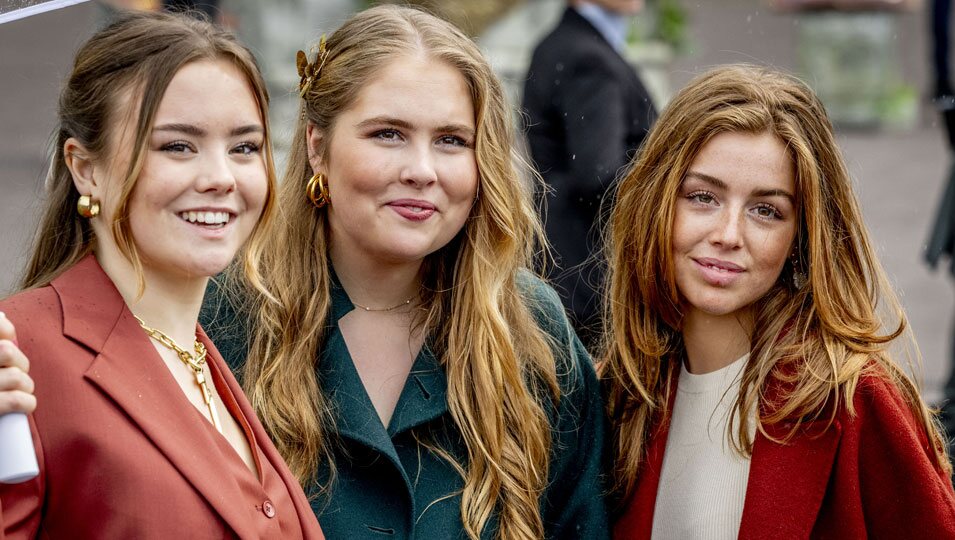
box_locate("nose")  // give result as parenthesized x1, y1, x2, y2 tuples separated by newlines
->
(710, 207, 743, 249)
(196, 151, 237, 194)
(399, 143, 438, 188)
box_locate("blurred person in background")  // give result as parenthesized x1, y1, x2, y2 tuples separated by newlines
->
(928, 0, 955, 470)
(522, 0, 657, 350)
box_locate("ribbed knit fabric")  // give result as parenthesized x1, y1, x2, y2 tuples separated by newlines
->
(651, 354, 754, 540)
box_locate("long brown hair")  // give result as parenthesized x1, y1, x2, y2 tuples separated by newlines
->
(238, 5, 559, 539)
(22, 10, 276, 293)
(601, 64, 950, 502)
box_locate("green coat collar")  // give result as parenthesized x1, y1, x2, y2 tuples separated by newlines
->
(322, 281, 449, 453)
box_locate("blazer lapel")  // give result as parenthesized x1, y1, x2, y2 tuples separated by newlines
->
(739, 420, 841, 539)
(53, 256, 254, 537)
(613, 369, 679, 540)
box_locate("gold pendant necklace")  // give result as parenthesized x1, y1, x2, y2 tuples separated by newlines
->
(135, 316, 223, 433)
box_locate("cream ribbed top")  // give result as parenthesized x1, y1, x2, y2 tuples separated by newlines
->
(651, 354, 754, 540)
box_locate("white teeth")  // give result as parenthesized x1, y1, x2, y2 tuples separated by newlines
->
(179, 211, 230, 225)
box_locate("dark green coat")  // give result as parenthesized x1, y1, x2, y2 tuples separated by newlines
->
(202, 273, 609, 539)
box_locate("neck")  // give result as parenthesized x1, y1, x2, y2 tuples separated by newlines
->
(682, 307, 754, 374)
(94, 242, 207, 348)
(329, 242, 422, 311)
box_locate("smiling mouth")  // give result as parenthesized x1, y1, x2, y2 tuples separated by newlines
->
(178, 211, 232, 228)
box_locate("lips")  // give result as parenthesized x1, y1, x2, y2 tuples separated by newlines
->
(693, 257, 745, 287)
(387, 199, 436, 221)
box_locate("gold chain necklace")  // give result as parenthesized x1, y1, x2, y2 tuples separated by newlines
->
(351, 296, 415, 312)
(135, 316, 223, 433)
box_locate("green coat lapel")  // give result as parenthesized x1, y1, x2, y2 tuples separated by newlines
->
(388, 346, 448, 437)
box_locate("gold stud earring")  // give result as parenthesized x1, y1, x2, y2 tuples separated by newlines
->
(77, 195, 100, 218)
(305, 173, 330, 208)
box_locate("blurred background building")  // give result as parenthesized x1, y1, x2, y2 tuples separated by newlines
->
(0, 0, 949, 400)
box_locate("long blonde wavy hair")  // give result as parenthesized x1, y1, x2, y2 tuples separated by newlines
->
(22, 11, 275, 293)
(236, 5, 560, 538)
(600, 64, 951, 502)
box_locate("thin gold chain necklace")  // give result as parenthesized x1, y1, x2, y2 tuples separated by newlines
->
(351, 296, 415, 312)
(135, 316, 223, 433)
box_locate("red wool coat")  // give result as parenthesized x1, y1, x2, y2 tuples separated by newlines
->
(614, 370, 955, 539)
(0, 256, 324, 539)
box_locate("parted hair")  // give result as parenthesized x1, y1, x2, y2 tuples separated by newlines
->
(600, 64, 950, 502)
(22, 10, 276, 292)
(237, 5, 560, 539)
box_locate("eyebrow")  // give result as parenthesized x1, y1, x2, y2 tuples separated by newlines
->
(684, 171, 796, 203)
(152, 123, 264, 137)
(355, 115, 475, 138)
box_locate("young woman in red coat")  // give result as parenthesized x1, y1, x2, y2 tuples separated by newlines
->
(0, 11, 323, 539)
(601, 65, 955, 538)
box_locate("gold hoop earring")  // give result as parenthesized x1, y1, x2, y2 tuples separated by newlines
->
(305, 173, 330, 208)
(77, 195, 100, 218)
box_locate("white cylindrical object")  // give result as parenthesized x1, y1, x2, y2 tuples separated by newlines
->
(0, 413, 39, 483)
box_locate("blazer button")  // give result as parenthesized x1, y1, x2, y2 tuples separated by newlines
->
(262, 500, 276, 518)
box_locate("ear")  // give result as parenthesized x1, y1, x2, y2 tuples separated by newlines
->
(64, 137, 100, 198)
(305, 122, 326, 176)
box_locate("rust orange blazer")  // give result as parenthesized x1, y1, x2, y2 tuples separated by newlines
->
(614, 369, 955, 539)
(0, 256, 324, 539)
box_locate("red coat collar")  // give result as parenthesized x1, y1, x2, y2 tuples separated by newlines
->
(613, 366, 841, 539)
(50, 255, 260, 537)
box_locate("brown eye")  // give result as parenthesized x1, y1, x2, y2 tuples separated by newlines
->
(687, 191, 716, 205)
(161, 141, 194, 154)
(753, 204, 782, 220)
(231, 142, 260, 155)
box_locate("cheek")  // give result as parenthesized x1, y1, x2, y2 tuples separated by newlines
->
(240, 165, 270, 214)
(752, 228, 797, 280)
(671, 206, 701, 253)
(329, 161, 387, 202)
(453, 169, 479, 203)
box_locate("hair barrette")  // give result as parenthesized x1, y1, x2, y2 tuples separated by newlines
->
(296, 34, 328, 98)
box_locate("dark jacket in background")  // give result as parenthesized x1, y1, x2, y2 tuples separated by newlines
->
(522, 7, 657, 347)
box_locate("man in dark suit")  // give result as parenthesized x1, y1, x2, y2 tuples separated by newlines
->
(523, 0, 657, 349)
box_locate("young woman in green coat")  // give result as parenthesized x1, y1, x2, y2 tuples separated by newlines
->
(203, 5, 609, 539)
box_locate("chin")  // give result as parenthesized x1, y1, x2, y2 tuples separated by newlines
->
(685, 292, 749, 318)
(380, 239, 445, 263)
(176, 252, 240, 279)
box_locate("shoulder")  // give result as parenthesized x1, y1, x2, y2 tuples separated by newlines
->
(529, 17, 615, 74)
(1, 285, 60, 313)
(516, 270, 575, 348)
(0, 286, 63, 342)
(835, 370, 955, 532)
(0, 286, 88, 391)
(846, 371, 921, 429)
(199, 276, 251, 374)
(834, 368, 947, 475)
(516, 270, 599, 401)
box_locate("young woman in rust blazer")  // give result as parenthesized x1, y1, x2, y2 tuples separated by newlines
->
(0, 11, 322, 539)
(601, 65, 955, 538)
